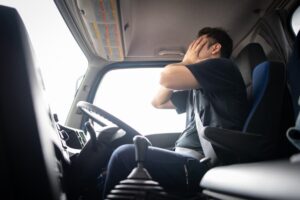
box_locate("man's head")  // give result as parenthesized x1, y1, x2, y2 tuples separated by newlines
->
(197, 27, 233, 59)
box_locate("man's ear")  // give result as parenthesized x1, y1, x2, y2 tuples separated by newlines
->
(211, 43, 222, 55)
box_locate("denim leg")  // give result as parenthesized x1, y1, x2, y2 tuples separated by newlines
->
(102, 144, 137, 198)
(103, 144, 207, 198)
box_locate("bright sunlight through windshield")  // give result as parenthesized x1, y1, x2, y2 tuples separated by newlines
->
(1, 0, 87, 124)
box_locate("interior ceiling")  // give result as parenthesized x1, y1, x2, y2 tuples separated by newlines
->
(77, 0, 275, 61)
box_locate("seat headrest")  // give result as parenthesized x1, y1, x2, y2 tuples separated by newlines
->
(234, 43, 267, 87)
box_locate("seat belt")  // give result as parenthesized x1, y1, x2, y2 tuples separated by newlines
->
(193, 90, 219, 165)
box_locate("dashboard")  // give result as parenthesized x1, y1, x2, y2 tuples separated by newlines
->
(57, 123, 89, 149)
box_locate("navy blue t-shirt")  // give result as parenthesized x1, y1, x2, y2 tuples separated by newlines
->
(171, 58, 249, 152)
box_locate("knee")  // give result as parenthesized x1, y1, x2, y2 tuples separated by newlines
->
(110, 144, 135, 164)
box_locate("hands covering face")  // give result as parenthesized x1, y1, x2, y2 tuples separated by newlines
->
(182, 35, 212, 65)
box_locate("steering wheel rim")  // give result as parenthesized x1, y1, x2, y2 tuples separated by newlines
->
(77, 101, 141, 136)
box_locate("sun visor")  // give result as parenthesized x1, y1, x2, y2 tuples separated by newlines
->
(77, 0, 124, 61)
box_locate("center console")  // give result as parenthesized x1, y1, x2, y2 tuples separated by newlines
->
(57, 123, 89, 149)
(200, 155, 300, 200)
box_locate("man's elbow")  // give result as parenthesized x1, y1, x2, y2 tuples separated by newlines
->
(160, 69, 176, 89)
(151, 99, 161, 109)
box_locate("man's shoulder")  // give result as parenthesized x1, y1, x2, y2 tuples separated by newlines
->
(188, 58, 237, 71)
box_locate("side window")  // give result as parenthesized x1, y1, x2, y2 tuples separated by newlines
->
(291, 6, 300, 35)
(93, 68, 186, 135)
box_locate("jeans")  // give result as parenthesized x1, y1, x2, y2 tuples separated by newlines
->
(102, 144, 208, 198)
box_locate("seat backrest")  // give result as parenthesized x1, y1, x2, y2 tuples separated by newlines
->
(234, 43, 267, 100)
(0, 5, 62, 199)
(243, 61, 285, 136)
(243, 60, 296, 157)
(196, 61, 291, 165)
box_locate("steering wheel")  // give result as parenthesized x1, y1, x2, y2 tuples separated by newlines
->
(77, 101, 141, 137)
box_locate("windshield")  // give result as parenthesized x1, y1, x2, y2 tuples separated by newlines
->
(1, 0, 87, 124)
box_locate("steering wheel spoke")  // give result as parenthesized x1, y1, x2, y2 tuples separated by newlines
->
(77, 101, 141, 137)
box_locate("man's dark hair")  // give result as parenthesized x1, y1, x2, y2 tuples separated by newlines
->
(198, 27, 233, 58)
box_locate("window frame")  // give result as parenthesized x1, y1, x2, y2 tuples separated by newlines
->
(81, 61, 184, 133)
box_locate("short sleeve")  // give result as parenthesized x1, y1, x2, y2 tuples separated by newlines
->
(170, 90, 189, 114)
(186, 58, 246, 92)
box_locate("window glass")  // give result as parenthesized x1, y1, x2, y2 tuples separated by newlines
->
(0, 0, 87, 124)
(93, 68, 186, 135)
(291, 6, 300, 35)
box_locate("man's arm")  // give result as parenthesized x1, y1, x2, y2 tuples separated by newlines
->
(151, 61, 198, 109)
(151, 86, 175, 109)
(160, 62, 199, 90)
(160, 36, 210, 90)
(152, 36, 209, 108)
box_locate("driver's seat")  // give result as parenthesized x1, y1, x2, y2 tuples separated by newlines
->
(0, 5, 63, 199)
(196, 60, 294, 165)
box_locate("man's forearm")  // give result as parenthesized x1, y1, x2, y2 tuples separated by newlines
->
(151, 86, 175, 109)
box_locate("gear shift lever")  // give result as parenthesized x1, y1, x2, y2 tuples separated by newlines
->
(134, 135, 151, 163)
(105, 135, 169, 199)
(127, 135, 152, 179)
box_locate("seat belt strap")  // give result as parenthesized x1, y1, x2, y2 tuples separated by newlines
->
(193, 90, 218, 164)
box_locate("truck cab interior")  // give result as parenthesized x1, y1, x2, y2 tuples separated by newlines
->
(1, 0, 300, 199)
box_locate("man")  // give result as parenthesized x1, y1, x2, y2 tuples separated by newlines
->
(102, 27, 248, 197)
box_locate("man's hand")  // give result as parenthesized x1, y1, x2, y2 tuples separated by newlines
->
(158, 37, 209, 90)
(182, 36, 209, 65)
(158, 35, 221, 90)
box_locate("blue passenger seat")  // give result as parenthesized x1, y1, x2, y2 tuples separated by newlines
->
(234, 43, 267, 100)
(196, 44, 296, 165)
(200, 34, 300, 199)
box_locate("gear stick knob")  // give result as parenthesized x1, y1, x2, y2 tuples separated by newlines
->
(105, 136, 169, 199)
(133, 135, 152, 164)
(127, 135, 152, 180)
